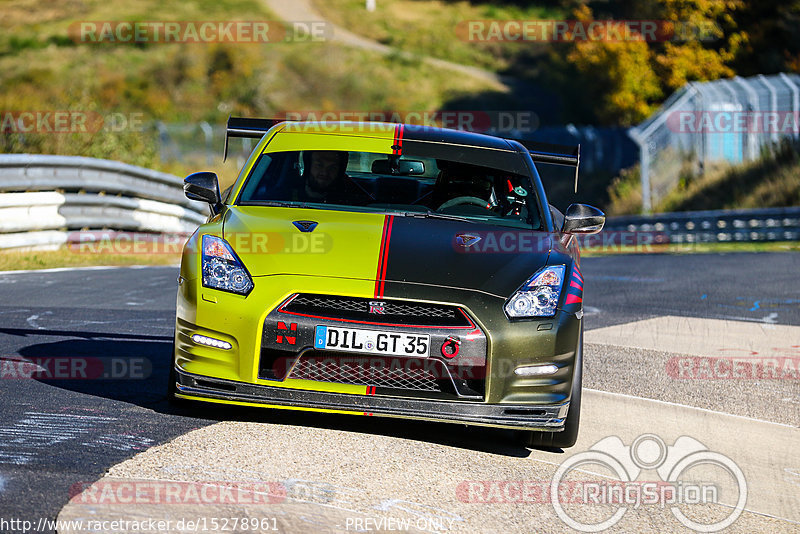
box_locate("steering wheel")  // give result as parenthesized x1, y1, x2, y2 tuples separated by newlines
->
(437, 196, 488, 211)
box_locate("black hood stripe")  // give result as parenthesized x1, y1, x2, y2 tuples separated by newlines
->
(380, 217, 554, 299)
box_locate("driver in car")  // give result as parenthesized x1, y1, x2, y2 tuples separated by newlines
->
(431, 160, 493, 211)
(290, 151, 372, 204)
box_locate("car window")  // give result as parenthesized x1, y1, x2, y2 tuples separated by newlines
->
(237, 150, 541, 230)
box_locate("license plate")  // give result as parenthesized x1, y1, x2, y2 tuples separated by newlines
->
(314, 326, 430, 357)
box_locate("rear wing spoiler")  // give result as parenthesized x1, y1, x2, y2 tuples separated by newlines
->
(224, 116, 582, 191)
(224, 116, 283, 161)
(512, 140, 581, 193)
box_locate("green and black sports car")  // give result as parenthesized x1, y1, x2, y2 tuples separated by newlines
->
(171, 118, 604, 448)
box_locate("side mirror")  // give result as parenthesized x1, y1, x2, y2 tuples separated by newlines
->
(184, 172, 222, 213)
(562, 203, 605, 235)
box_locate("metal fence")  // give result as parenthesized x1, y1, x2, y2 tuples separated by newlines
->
(597, 206, 800, 245)
(1, 154, 796, 253)
(0, 154, 207, 249)
(629, 73, 800, 212)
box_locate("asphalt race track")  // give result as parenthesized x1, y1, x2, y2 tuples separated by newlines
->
(0, 252, 798, 533)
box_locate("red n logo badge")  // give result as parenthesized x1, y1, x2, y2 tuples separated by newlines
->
(276, 322, 297, 345)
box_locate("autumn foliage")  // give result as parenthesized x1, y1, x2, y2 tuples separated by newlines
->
(558, 0, 797, 125)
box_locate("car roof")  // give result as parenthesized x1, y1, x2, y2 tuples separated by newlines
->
(272, 121, 519, 152)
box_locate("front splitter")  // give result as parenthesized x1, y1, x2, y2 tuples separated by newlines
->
(174, 368, 567, 432)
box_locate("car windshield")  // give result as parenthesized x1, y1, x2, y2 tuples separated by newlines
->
(236, 150, 541, 229)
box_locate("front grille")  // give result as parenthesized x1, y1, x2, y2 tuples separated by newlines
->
(287, 353, 446, 392)
(280, 294, 472, 327)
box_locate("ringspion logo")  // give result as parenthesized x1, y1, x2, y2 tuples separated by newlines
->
(550, 434, 747, 532)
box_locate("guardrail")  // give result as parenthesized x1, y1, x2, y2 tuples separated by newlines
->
(600, 206, 800, 244)
(2, 154, 798, 251)
(0, 154, 207, 249)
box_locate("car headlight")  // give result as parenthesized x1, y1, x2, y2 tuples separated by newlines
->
(504, 265, 565, 318)
(201, 234, 254, 296)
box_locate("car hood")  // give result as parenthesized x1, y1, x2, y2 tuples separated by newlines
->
(223, 206, 555, 298)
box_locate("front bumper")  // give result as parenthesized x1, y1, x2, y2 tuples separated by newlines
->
(175, 259, 583, 432)
(177, 275, 581, 402)
(174, 367, 568, 431)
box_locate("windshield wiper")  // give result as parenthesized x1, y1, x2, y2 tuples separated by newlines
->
(247, 201, 320, 209)
(398, 211, 476, 223)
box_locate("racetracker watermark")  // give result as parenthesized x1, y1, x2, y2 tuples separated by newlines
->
(0, 356, 151, 380)
(0, 111, 145, 134)
(69, 480, 286, 504)
(452, 231, 668, 254)
(278, 110, 539, 134)
(68, 21, 331, 44)
(0, 518, 278, 533)
(667, 110, 800, 134)
(68, 232, 190, 255)
(457, 20, 720, 43)
(67, 231, 332, 255)
(67, 231, 674, 256)
(667, 356, 800, 380)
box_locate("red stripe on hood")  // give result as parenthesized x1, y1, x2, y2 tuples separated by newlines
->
(392, 124, 405, 155)
(374, 215, 395, 298)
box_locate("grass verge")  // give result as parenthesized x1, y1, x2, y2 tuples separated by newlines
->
(0, 238, 796, 273)
(582, 240, 800, 257)
(606, 143, 800, 216)
(0, 248, 181, 271)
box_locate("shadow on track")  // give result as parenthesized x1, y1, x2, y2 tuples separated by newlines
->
(2, 327, 552, 458)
